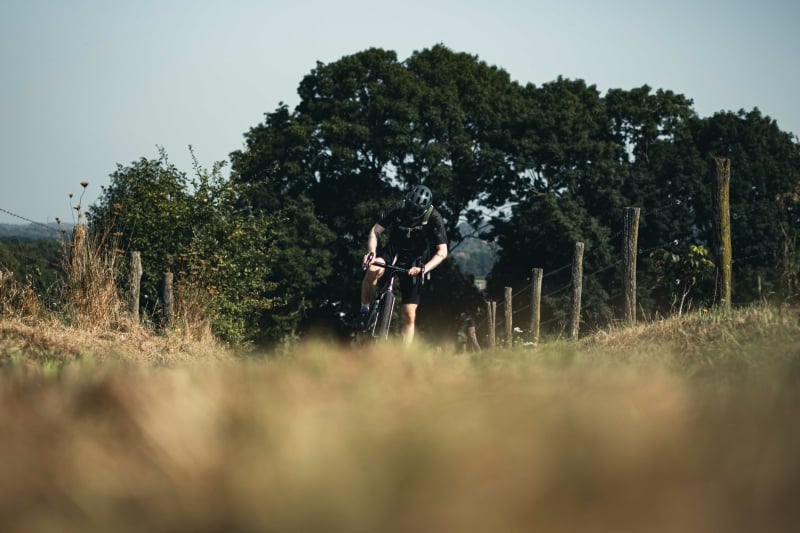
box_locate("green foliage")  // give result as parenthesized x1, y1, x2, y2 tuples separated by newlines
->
(649, 244, 715, 316)
(691, 109, 800, 303)
(0, 238, 62, 301)
(178, 155, 281, 345)
(403, 45, 524, 236)
(88, 147, 195, 308)
(231, 45, 527, 333)
(88, 147, 281, 345)
(253, 196, 336, 344)
(228, 45, 800, 340)
(53, 44, 798, 344)
(7, 45, 799, 345)
(487, 192, 614, 329)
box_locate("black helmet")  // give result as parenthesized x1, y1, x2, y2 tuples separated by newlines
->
(405, 185, 433, 219)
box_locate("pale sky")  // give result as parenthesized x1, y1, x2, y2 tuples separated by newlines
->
(1, 0, 798, 224)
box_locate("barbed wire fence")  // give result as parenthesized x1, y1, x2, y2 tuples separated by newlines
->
(468, 158, 794, 348)
(0, 207, 64, 235)
(466, 198, 700, 339)
(3, 157, 794, 346)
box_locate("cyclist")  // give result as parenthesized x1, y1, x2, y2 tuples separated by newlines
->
(356, 184, 448, 346)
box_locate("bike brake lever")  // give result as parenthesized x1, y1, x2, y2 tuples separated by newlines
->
(362, 251, 375, 270)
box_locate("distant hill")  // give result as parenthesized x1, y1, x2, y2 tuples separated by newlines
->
(450, 223, 499, 280)
(0, 222, 67, 241)
(0, 237, 62, 293)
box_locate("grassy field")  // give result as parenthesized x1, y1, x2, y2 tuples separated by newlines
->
(1, 306, 800, 532)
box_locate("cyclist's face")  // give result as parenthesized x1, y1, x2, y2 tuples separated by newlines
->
(404, 204, 425, 222)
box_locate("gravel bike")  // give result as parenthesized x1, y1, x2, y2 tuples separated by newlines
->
(357, 252, 423, 341)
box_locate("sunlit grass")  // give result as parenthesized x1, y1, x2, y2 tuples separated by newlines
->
(2, 305, 800, 531)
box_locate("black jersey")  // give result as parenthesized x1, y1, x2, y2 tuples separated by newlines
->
(377, 201, 448, 265)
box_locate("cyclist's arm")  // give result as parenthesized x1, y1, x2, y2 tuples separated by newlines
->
(367, 223, 385, 256)
(424, 243, 448, 273)
(423, 209, 448, 274)
(408, 243, 448, 277)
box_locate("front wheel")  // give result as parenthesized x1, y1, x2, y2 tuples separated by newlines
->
(363, 300, 381, 338)
(374, 291, 395, 340)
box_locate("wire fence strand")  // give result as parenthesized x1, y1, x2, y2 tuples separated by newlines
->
(0, 207, 61, 234)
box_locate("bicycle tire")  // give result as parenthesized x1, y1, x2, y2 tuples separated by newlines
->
(364, 301, 380, 337)
(375, 291, 395, 339)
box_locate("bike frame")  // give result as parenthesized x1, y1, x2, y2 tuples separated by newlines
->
(360, 253, 421, 341)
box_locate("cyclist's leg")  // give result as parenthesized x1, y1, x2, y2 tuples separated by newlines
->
(399, 273, 422, 346)
(361, 256, 387, 307)
(400, 303, 417, 346)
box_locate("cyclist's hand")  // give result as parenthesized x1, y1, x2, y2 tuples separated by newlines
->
(408, 266, 423, 277)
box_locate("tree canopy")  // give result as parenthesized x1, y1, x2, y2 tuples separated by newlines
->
(59, 45, 800, 344)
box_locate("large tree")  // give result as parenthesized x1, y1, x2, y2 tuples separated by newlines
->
(402, 45, 524, 240)
(230, 45, 517, 339)
(229, 46, 800, 341)
(486, 78, 622, 329)
(603, 86, 707, 314)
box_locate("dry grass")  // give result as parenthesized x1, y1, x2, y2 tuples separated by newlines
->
(1, 306, 800, 532)
(583, 305, 800, 357)
(2, 241, 229, 369)
(580, 305, 800, 389)
(59, 224, 129, 331)
(0, 269, 46, 321)
(172, 279, 216, 344)
(0, 317, 232, 370)
(1, 214, 222, 363)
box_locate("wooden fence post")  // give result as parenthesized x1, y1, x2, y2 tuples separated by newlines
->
(713, 157, 732, 310)
(486, 300, 496, 348)
(130, 251, 142, 323)
(466, 324, 481, 352)
(163, 271, 174, 328)
(530, 268, 543, 345)
(622, 207, 640, 326)
(569, 242, 584, 340)
(504, 286, 513, 347)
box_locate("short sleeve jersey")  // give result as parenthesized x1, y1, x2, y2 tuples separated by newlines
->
(377, 201, 448, 265)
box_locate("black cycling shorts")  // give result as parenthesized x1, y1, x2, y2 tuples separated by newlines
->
(377, 255, 422, 306)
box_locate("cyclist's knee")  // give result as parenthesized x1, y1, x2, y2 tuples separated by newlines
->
(367, 264, 385, 280)
(402, 304, 417, 324)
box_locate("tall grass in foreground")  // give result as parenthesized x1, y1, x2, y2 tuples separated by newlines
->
(1, 307, 800, 532)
